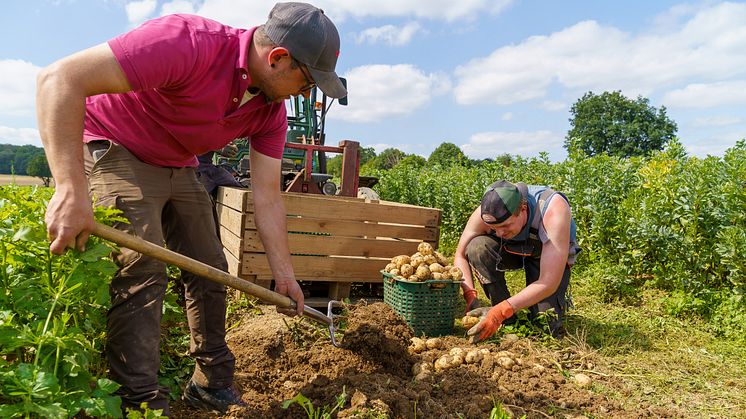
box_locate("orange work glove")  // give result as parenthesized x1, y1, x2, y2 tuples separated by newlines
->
(463, 288, 480, 314)
(466, 300, 514, 343)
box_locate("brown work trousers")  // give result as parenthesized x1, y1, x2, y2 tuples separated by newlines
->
(84, 141, 235, 415)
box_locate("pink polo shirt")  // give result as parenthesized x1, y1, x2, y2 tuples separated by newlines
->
(83, 14, 287, 167)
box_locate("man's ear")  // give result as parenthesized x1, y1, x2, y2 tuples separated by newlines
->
(267, 47, 290, 67)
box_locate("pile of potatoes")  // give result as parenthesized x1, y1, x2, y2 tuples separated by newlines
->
(408, 336, 552, 382)
(383, 242, 463, 282)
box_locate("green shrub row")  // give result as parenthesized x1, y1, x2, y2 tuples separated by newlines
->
(370, 140, 746, 337)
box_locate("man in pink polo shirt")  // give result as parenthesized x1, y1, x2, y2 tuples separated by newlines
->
(36, 2, 346, 415)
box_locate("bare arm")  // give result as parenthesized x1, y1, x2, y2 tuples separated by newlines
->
(507, 197, 571, 310)
(249, 149, 304, 315)
(453, 206, 491, 292)
(37, 43, 132, 254)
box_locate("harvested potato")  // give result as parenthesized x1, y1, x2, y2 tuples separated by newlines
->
(425, 337, 442, 350)
(461, 315, 480, 329)
(415, 264, 431, 280)
(434, 251, 449, 266)
(450, 354, 464, 368)
(384, 263, 397, 273)
(393, 255, 411, 268)
(409, 338, 426, 354)
(573, 373, 592, 388)
(434, 355, 452, 372)
(412, 362, 433, 376)
(410, 255, 425, 268)
(497, 357, 515, 370)
(423, 254, 437, 265)
(411, 252, 422, 259)
(417, 242, 434, 255)
(449, 347, 465, 357)
(429, 263, 445, 273)
(449, 267, 463, 281)
(389, 268, 400, 277)
(465, 349, 483, 364)
(400, 264, 414, 278)
(431, 272, 444, 280)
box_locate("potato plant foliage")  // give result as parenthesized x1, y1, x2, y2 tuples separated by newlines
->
(0, 185, 123, 418)
(372, 139, 746, 338)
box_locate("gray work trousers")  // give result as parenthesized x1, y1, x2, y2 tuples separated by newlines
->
(84, 141, 235, 415)
(465, 235, 570, 335)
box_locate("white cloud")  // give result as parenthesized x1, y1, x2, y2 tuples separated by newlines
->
(692, 115, 742, 128)
(328, 0, 513, 21)
(125, 0, 157, 24)
(161, 0, 197, 16)
(461, 130, 562, 160)
(356, 22, 423, 46)
(540, 100, 567, 112)
(330, 64, 451, 123)
(0, 126, 41, 147)
(190, 0, 513, 27)
(0, 60, 40, 118)
(454, 2, 746, 107)
(500, 112, 513, 121)
(663, 80, 746, 108)
(685, 132, 745, 157)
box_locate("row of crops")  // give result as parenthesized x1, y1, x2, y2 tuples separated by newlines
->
(370, 140, 746, 338)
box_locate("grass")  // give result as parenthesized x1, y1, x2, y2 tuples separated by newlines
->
(468, 268, 746, 417)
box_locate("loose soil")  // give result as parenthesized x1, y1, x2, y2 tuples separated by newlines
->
(170, 302, 679, 418)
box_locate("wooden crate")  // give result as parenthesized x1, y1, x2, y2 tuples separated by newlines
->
(215, 186, 441, 304)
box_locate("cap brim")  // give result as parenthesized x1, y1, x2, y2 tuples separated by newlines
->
(308, 67, 347, 99)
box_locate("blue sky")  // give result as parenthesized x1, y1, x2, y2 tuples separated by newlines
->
(1, 0, 745, 161)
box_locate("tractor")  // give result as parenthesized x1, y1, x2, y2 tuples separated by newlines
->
(216, 80, 378, 198)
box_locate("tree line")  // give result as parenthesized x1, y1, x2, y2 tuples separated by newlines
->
(0, 143, 52, 185)
(326, 90, 679, 176)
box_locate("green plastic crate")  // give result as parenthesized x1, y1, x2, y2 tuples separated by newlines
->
(382, 271, 459, 337)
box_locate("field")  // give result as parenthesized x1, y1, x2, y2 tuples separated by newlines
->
(1, 139, 745, 419)
(0, 174, 50, 186)
(165, 280, 745, 418)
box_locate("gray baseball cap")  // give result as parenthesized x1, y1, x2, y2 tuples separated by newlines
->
(265, 2, 347, 99)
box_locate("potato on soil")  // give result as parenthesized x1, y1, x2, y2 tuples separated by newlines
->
(450, 355, 464, 368)
(409, 337, 426, 353)
(449, 347, 465, 357)
(412, 362, 433, 376)
(465, 349, 483, 364)
(434, 355, 453, 372)
(417, 242, 434, 255)
(573, 373, 592, 388)
(425, 337, 442, 350)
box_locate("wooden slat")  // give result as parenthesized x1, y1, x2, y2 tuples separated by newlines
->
(242, 230, 423, 258)
(216, 203, 245, 235)
(215, 186, 248, 212)
(219, 225, 243, 260)
(241, 253, 387, 281)
(223, 247, 241, 277)
(227, 210, 438, 241)
(224, 188, 440, 227)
